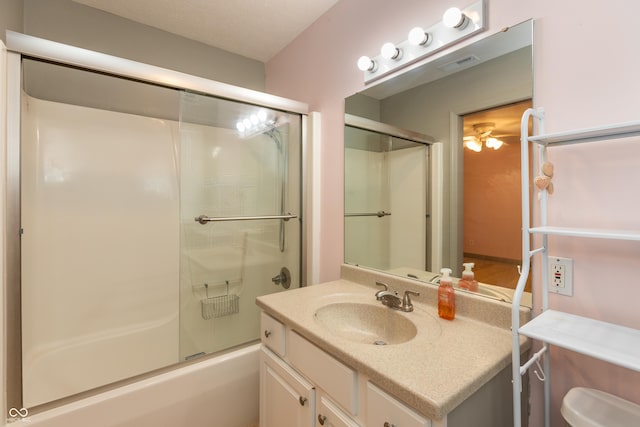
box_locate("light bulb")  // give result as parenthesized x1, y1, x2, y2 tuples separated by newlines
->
(243, 118, 252, 129)
(357, 55, 377, 72)
(250, 114, 259, 125)
(236, 121, 245, 132)
(381, 42, 402, 60)
(464, 137, 482, 152)
(408, 27, 431, 46)
(486, 137, 503, 149)
(443, 7, 469, 29)
(258, 110, 267, 123)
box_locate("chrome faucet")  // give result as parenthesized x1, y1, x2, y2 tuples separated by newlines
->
(375, 282, 420, 312)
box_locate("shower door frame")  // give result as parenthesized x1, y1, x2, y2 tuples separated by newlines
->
(4, 31, 313, 413)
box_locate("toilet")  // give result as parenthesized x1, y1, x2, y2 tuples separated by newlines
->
(561, 387, 640, 426)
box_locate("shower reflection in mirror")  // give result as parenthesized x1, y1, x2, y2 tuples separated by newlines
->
(344, 114, 434, 273)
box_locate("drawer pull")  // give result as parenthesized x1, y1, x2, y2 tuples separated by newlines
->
(299, 396, 307, 406)
(318, 414, 327, 425)
(264, 330, 272, 338)
(384, 423, 395, 427)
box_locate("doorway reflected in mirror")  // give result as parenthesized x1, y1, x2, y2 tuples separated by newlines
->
(462, 100, 532, 292)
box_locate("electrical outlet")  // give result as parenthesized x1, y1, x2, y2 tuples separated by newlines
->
(549, 256, 573, 296)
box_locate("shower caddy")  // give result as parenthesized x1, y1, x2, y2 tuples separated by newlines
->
(510, 107, 640, 427)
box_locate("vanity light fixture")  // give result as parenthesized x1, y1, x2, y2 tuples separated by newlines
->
(357, 55, 378, 72)
(356, 1, 485, 83)
(381, 42, 402, 60)
(408, 27, 432, 46)
(443, 7, 469, 30)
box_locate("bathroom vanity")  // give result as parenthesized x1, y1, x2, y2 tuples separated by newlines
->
(256, 265, 531, 426)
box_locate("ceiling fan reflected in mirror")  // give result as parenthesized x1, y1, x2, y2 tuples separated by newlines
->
(463, 122, 504, 152)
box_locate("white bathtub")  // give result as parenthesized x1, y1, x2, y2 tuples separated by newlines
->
(12, 344, 260, 427)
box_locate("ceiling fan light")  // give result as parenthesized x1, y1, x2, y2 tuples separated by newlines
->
(464, 136, 482, 152)
(486, 137, 503, 149)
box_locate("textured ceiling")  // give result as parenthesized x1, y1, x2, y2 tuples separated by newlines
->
(72, 0, 340, 62)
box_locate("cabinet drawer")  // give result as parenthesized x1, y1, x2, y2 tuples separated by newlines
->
(367, 382, 430, 427)
(317, 395, 361, 427)
(288, 331, 358, 415)
(261, 312, 286, 357)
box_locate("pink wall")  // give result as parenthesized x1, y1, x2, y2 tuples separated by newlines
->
(266, 0, 640, 425)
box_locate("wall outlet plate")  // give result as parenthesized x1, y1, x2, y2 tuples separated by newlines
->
(549, 256, 573, 296)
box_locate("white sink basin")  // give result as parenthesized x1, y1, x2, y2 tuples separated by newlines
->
(314, 302, 418, 345)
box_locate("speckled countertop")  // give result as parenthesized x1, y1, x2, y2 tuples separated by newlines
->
(256, 265, 531, 421)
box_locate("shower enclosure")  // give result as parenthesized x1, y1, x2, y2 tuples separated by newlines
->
(344, 114, 432, 273)
(6, 33, 306, 412)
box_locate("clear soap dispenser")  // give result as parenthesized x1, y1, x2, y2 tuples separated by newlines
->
(438, 268, 455, 320)
(459, 262, 479, 292)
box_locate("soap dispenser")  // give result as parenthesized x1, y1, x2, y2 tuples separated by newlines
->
(458, 262, 479, 292)
(438, 268, 455, 320)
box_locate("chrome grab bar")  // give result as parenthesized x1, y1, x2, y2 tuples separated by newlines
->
(195, 213, 297, 225)
(344, 211, 391, 218)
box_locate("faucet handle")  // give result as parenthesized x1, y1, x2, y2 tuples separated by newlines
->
(375, 281, 388, 291)
(402, 290, 420, 312)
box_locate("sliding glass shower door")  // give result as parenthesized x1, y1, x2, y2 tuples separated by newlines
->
(178, 92, 301, 360)
(16, 55, 302, 409)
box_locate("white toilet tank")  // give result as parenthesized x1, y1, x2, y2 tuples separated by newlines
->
(561, 387, 640, 427)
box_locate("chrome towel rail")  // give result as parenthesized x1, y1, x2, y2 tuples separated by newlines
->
(195, 213, 297, 225)
(344, 211, 391, 218)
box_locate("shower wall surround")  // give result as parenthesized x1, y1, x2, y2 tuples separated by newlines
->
(21, 96, 180, 407)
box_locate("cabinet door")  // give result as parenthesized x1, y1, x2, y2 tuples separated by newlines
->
(367, 382, 431, 427)
(261, 347, 315, 427)
(316, 395, 360, 427)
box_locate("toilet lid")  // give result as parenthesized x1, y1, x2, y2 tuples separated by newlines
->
(561, 387, 640, 427)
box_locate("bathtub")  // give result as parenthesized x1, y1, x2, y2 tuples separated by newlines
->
(12, 344, 260, 427)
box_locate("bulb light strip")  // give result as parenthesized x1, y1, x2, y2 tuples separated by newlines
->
(235, 109, 280, 138)
(359, 0, 485, 84)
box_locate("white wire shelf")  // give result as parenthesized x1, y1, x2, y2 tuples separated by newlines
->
(519, 310, 640, 372)
(528, 226, 640, 241)
(527, 121, 640, 146)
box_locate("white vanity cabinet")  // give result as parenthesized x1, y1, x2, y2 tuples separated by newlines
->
(287, 330, 358, 415)
(366, 382, 430, 427)
(261, 311, 286, 357)
(260, 313, 360, 427)
(260, 309, 516, 427)
(260, 347, 315, 427)
(260, 312, 430, 427)
(316, 394, 360, 427)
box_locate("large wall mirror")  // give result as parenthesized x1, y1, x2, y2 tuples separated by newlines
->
(344, 20, 533, 307)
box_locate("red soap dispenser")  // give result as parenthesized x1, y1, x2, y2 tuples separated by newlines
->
(438, 268, 455, 320)
(458, 262, 479, 292)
